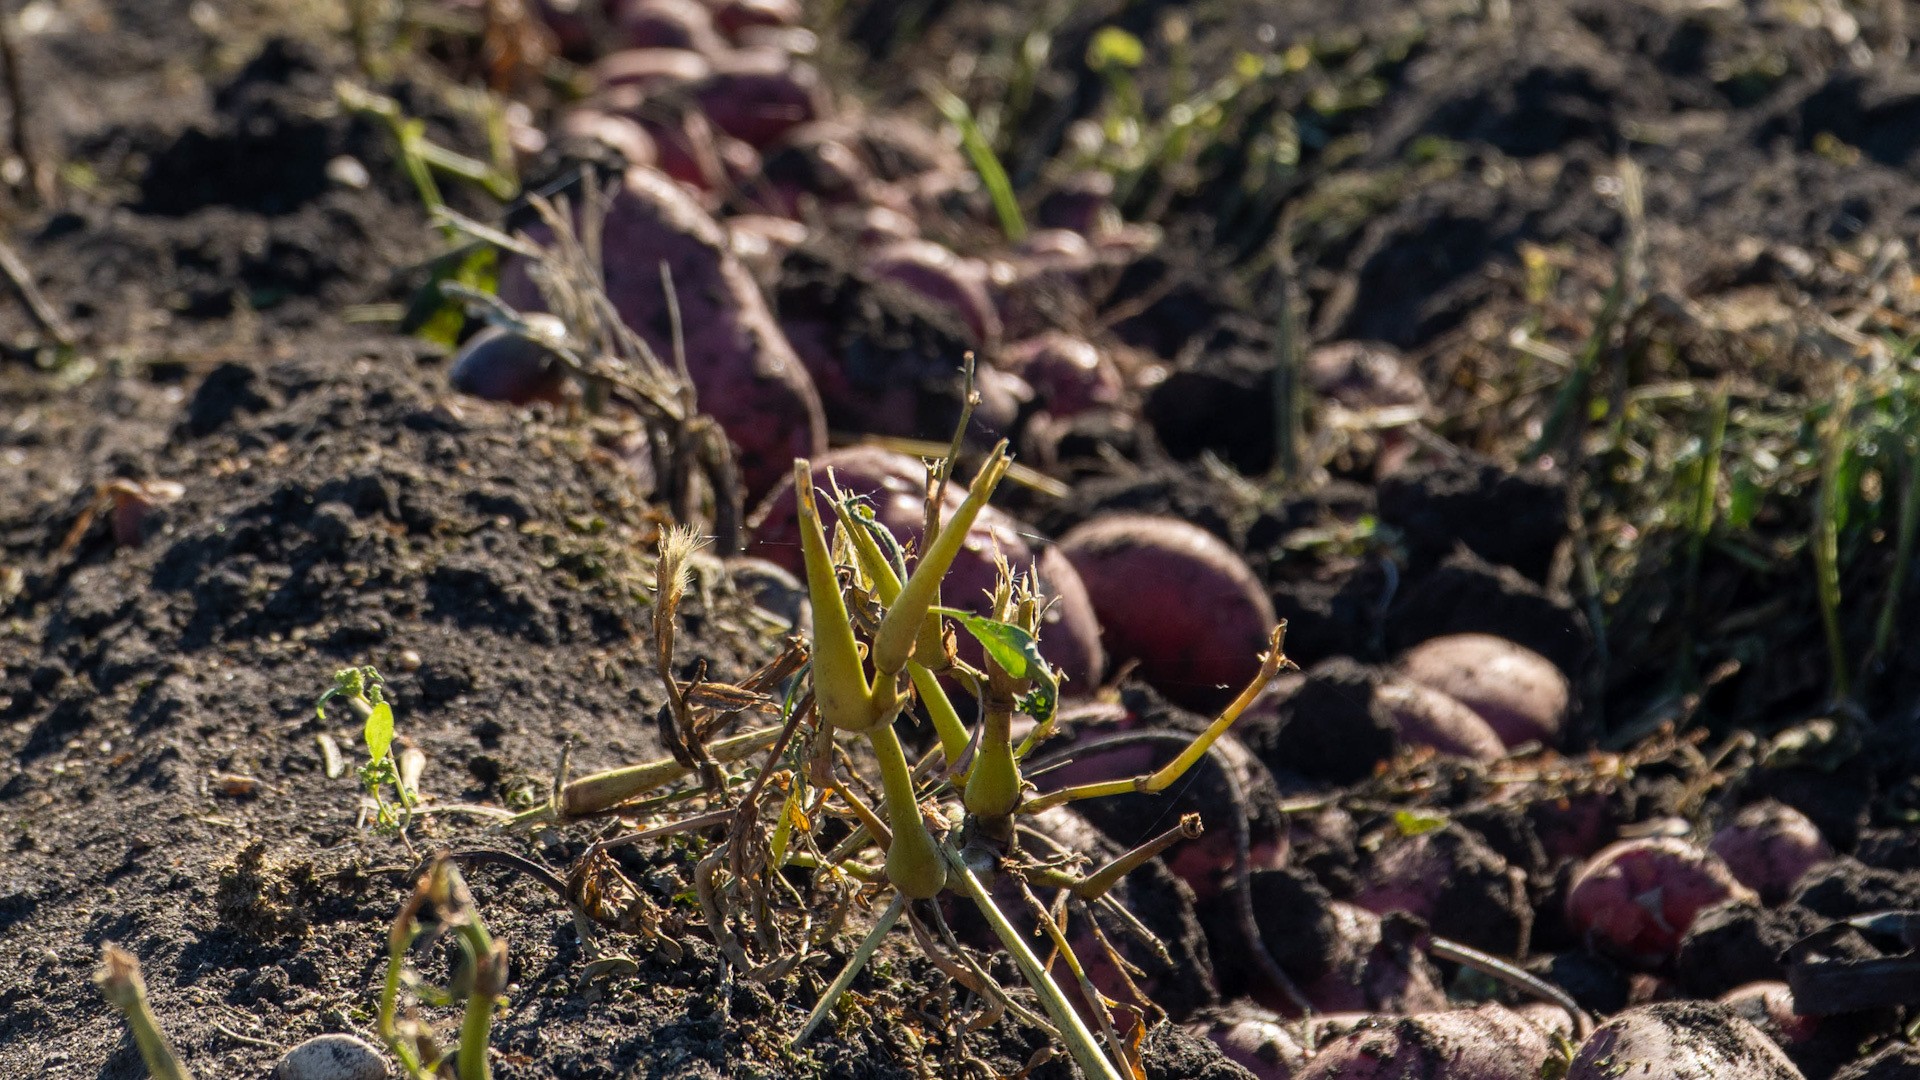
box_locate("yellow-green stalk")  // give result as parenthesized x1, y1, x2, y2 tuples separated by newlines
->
(794, 459, 878, 731)
(868, 721, 947, 898)
(868, 442, 1010, 689)
(834, 488, 971, 764)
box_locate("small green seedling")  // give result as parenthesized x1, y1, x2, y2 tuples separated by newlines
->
(318, 666, 418, 834)
(94, 944, 195, 1080)
(381, 856, 507, 1080)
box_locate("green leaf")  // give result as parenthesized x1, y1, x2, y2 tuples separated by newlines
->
(405, 246, 498, 348)
(1089, 26, 1145, 69)
(366, 701, 396, 764)
(933, 608, 1034, 676)
(931, 607, 1059, 725)
(1392, 809, 1447, 836)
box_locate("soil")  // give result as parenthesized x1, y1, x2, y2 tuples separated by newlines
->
(8, 0, 1920, 1077)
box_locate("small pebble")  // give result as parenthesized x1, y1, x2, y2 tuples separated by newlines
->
(271, 1034, 390, 1080)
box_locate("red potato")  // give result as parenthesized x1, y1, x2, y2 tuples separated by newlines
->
(448, 317, 569, 406)
(707, 0, 801, 37)
(1037, 170, 1117, 235)
(615, 0, 728, 54)
(1291, 903, 1447, 1017)
(1298, 1006, 1557, 1080)
(1566, 1002, 1806, 1080)
(850, 204, 918, 244)
(756, 123, 874, 218)
(1565, 837, 1756, 968)
(1375, 679, 1506, 762)
(1719, 981, 1820, 1047)
(866, 238, 1003, 350)
(1031, 721, 1289, 901)
(589, 47, 713, 91)
(745, 447, 1102, 689)
(498, 167, 825, 501)
(1396, 633, 1570, 749)
(556, 107, 658, 169)
(106, 479, 185, 547)
(1710, 801, 1833, 904)
(1350, 826, 1533, 957)
(692, 49, 823, 148)
(1307, 341, 1430, 476)
(1191, 1002, 1307, 1080)
(1002, 333, 1123, 418)
(726, 214, 809, 280)
(1057, 514, 1277, 712)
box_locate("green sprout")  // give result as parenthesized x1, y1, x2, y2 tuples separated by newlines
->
(380, 857, 506, 1080)
(94, 945, 195, 1080)
(318, 666, 418, 834)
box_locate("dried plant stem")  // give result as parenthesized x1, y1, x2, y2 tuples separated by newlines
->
(1430, 937, 1591, 1039)
(509, 725, 785, 826)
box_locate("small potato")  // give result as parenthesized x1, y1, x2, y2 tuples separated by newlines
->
(1566, 1002, 1806, 1080)
(1298, 1005, 1557, 1080)
(1565, 837, 1756, 968)
(1037, 170, 1117, 235)
(1719, 981, 1820, 1048)
(1710, 801, 1833, 905)
(692, 49, 823, 148)
(726, 214, 809, 280)
(497, 167, 825, 501)
(616, 0, 727, 54)
(1002, 332, 1124, 418)
(1058, 515, 1276, 712)
(589, 47, 713, 92)
(448, 317, 568, 406)
(866, 238, 1003, 350)
(1191, 1002, 1306, 1080)
(1375, 679, 1506, 762)
(555, 107, 658, 169)
(1396, 633, 1570, 749)
(708, 0, 802, 38)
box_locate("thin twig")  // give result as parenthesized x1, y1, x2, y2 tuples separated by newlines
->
(0, 236, 74, 348)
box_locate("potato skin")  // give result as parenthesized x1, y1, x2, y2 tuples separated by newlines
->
(1375, 679, 1505, 762)
(1191, 1002, 1306, 1080)
(1565, 837, 1756, 967)
(1396, 633, 1569, 749)
(1566, 1002, 1806, 1080)
(1709, 801, 1832, 904)
(499, 166, 826, 501)
(1297, 1005, 1556, 1080)
(1057, 514, 1277, 712)
(448, 323, 567, 406)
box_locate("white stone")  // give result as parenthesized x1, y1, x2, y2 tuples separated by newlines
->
(271, 1034, 389, 1080)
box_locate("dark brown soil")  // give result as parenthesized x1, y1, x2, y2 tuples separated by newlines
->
(10, 0, 1920, 1076)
